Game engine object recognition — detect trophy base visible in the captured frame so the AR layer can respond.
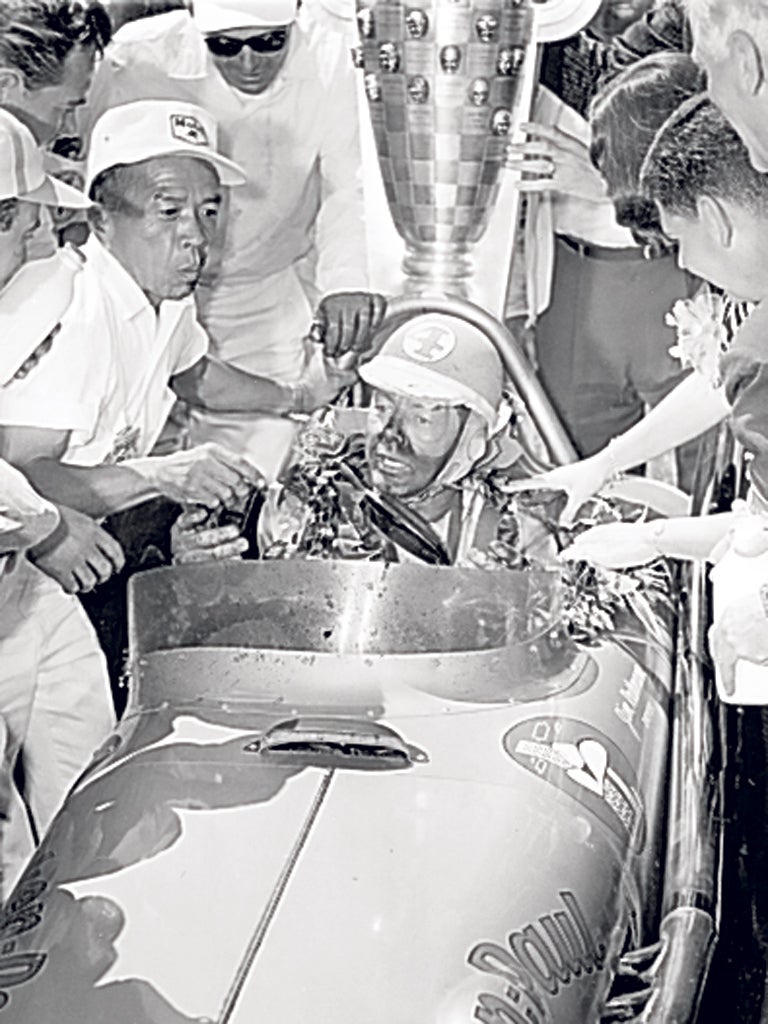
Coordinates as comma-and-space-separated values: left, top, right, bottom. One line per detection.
401, 242, 472, 299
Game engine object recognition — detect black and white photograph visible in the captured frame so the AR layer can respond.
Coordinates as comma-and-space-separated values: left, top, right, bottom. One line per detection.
0, 0, 767, 1020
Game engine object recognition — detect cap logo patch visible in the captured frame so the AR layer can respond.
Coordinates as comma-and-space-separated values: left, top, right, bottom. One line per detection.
170, 113, 210, 147
402, 324, 456, 363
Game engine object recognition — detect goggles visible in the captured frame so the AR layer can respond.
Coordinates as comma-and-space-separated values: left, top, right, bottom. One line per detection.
204, 29, 289, 58
368, 391, 464, 458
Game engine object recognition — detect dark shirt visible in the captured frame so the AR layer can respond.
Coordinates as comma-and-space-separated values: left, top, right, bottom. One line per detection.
540, 0, 690, 119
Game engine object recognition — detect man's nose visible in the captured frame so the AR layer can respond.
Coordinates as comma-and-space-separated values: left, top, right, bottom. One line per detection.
57, 108, 78, 137
380, 412, 408, 446
179, 209, 206, 250
238, 46, 263, 74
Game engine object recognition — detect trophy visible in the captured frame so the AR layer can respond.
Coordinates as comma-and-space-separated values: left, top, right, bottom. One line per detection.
357, 0, 534, 295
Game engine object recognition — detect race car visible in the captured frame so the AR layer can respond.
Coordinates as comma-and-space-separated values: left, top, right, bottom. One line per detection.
0, 542, 721, 1022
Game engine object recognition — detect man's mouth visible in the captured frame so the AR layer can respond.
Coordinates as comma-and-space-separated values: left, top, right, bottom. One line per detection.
371, 448, 413, 479
177, 265, 202, 283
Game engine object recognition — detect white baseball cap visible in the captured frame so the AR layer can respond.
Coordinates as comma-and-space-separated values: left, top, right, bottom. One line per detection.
0, 109, 90, 209
192, 0, 298, 32
86, 99, 247, 192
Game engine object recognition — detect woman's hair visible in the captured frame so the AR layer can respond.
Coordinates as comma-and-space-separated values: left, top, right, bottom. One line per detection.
588, 51, 705, 247
0, 1, 112, 90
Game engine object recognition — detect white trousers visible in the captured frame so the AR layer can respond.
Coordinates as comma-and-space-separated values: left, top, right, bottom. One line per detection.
0, 564, 114, 896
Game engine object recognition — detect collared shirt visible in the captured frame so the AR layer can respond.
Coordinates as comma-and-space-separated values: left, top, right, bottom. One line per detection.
0, 237, 208, 466
86, 11, 368, 297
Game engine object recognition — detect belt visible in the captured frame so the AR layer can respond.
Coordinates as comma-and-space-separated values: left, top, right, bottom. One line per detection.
557, 234, 649, 262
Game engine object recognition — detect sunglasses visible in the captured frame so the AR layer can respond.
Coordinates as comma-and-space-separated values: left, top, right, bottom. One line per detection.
205, 29, 288, 58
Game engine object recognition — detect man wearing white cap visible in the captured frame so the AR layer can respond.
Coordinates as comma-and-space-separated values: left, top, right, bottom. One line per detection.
0, 97, 352, 891
85, 0, 373, 479
0, 107, 127, 896
0, 98, 353, 524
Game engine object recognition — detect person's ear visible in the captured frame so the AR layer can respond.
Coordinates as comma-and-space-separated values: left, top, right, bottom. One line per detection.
698, 195, 733, 248
729, 30, 765, 96
0, 67, 23, 102
87, 204, 112, 243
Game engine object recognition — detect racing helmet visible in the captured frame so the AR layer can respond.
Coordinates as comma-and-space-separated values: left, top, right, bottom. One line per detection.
358, 314, 504, 434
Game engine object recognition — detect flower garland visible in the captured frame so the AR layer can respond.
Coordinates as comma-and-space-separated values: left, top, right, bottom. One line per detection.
470, 478, 674, 646
264, 411, 393, 561
269, 412, 674, 646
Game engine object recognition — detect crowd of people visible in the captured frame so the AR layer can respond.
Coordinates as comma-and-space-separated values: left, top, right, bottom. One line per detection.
1, 0, 768, 1012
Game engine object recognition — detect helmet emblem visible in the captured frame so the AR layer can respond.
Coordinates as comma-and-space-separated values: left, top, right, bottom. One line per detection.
402, 324, 456, 362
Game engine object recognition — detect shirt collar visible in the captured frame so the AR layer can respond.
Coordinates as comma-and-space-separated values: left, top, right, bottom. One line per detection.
83, 237, 153, 323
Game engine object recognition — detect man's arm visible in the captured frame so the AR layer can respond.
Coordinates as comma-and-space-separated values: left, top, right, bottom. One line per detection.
171, 355, 355, 416
0, 424, 261, 517
0, 425, 157, 517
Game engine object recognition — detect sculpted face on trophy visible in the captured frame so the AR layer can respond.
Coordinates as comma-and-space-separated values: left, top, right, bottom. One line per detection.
351, 45, 364, 68
364, 72, 382, 101
357, 6, 375, 38
496, 45, 524, 75
475, 14, 498, 42
378, 41, 401, 72
405, 9, 429, 39
440, 44, 462, 73
469, 77, 490, 106
491, 107, 512, 135
358, 0, 537, 290
407, 74, 430, 103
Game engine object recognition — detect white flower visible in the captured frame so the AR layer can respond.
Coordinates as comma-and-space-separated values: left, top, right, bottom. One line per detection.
665, 291, 728, 388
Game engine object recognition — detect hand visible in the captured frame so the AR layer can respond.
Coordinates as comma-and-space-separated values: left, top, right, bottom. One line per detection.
709, 589, 768, 692
27, 505, 125, 593
291, 359, 357, 414
560, 521, 659, 569
312, 291, 388, 360
505, 122, 608, 202
171, 507, 248, 565
522, 450, 614, 525
135, 444, 262, 510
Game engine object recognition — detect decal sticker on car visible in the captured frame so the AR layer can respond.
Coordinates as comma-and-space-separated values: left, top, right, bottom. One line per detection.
464, 889, 606, 1024
503, 718, 646, 853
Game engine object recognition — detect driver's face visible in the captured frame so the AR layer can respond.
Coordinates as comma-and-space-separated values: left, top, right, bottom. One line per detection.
365, 390, 466, 498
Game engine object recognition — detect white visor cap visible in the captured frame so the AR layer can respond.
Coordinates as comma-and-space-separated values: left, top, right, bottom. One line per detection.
86, 99, 246, 192
193, 0, 298, 32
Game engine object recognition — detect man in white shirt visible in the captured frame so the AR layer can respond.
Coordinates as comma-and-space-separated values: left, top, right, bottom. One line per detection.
0, 108, 126, 896
0, 98, 354, 518
85, 0, 373, 478
0, 97, 358, 890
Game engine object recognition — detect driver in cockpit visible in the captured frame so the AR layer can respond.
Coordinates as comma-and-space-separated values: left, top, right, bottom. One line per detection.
175, 312, 551, 568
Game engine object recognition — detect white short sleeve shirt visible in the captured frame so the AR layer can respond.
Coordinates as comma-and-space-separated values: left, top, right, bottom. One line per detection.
0, 237, 208, 466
